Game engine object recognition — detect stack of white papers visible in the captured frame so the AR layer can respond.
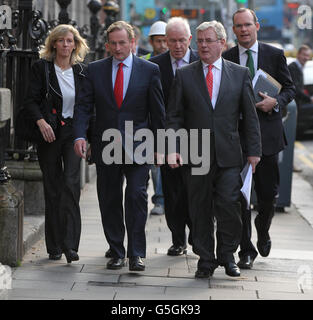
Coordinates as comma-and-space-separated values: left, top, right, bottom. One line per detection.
240, 163, 253, 209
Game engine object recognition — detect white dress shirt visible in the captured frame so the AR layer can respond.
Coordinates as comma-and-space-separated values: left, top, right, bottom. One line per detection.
54, 64, 75, 118
238, 41, 258, 75
202, 57, 222, 109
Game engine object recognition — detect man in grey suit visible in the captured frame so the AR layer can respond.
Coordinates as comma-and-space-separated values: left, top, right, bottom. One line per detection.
166, 21, 261, 278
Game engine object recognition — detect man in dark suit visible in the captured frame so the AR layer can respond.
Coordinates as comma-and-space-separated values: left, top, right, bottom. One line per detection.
288, 45, 313, 135
223, 8, 296, 269
166, 20, 261, 278
73, 21, 165, 271
150, 17, 199, 256
132, 25, 150, 57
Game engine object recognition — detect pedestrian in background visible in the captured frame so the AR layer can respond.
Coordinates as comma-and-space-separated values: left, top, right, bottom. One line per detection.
288, 45, 313, 106
142, 20, 168, 60
24, 24, 89, 263
142, 20, 168, 216
132, 25, 150, 57
223, 8, 296, 269
166, 20, 261, 278
288, 44, 312, 171
150, 17, 198, 257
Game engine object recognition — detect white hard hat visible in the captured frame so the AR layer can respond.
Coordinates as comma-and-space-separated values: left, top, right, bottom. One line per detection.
148, 21, 167, 37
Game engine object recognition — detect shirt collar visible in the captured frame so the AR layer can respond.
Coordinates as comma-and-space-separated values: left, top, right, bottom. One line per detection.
238, 40, 258, 56
295, 59, 303, 70
170, 48, 191, 65
112, 53, 133, 68
202, 57, 222, 71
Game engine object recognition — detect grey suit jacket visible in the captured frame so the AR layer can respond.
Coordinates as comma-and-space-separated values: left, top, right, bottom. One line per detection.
166, 58, 261, 168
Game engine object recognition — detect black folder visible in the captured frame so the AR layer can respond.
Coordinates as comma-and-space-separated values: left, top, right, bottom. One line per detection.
254, 74, 281, 103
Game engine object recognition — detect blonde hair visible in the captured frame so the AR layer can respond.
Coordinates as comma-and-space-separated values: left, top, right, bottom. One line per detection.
39, 24, 89, 64
106, 21, 135, 41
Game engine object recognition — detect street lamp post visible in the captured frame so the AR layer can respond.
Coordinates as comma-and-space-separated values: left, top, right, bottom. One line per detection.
87, 0, 102, 53
103, 0, 120, 29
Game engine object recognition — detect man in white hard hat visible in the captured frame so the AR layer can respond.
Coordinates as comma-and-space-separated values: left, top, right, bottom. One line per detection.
142, 21, 168, 60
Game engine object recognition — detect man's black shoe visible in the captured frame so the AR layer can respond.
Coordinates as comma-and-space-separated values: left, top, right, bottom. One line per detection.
255, 218, 272, 257
106, 258, 125, 270
49, 254, 62, 260
195, 267, 215, 278
167, 245, 187, 256
237, 255, 255, 269
105, 249, 113, 258
257, 239, 272, 257
129, 256, 145, 271
223, 262, 241, 277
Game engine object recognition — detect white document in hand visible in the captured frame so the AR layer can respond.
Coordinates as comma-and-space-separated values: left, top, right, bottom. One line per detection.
240, 163, 253, 209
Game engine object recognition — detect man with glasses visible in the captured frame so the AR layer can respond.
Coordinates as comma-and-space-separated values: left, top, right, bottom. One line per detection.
166, 21, 261, 278
150, 17, 198, 257
223, 8, 295, 270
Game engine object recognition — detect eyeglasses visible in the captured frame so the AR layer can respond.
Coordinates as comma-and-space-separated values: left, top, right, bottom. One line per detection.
196, 39, 220, 45
234, 23, 255, 29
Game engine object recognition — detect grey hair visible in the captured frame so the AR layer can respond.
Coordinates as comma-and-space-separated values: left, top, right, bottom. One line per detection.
166, 17, 191, 37
196, 21, 227, 41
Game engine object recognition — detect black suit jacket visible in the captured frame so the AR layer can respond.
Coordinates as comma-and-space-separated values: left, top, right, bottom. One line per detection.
222, 42, 295, 156
73, 54, 165, 164
137, 46, 150, 57
166, 59, 261, 168
25, 59, 86, 123
150, 49, 199, 109
288, 61, 311, 107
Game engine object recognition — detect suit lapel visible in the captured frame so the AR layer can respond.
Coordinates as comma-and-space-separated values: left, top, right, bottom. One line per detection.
49, 62, 62, 99
189, 49, 199, 63
257, 42, 266, 70
102, 57, 118, 110
122, 54, 139, 107
214, 58, 230, 109
164, 51, 174, 81
233, 46, 240, 64
192, 60, 213, 109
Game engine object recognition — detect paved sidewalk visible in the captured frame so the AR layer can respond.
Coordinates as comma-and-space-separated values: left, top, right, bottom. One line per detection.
6, 171, 313, 300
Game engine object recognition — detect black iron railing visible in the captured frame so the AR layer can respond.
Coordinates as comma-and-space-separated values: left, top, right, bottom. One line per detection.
0, 0, 119, 176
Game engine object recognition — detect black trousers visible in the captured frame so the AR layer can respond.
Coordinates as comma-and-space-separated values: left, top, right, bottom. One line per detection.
239, 153, 279, 258
37, 125, 81, 255
183, 163, 242, 270
96, 162, 150, 258
161, 165, 192, 247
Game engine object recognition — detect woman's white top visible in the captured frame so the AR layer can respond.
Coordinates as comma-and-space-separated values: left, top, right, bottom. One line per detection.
54, 64, 75, 118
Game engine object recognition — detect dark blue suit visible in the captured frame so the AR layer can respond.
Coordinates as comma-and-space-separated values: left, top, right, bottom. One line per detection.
74, 54, 165, 258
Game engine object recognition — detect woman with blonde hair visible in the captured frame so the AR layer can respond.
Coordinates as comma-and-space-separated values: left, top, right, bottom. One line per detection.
24, 24, 89, 263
